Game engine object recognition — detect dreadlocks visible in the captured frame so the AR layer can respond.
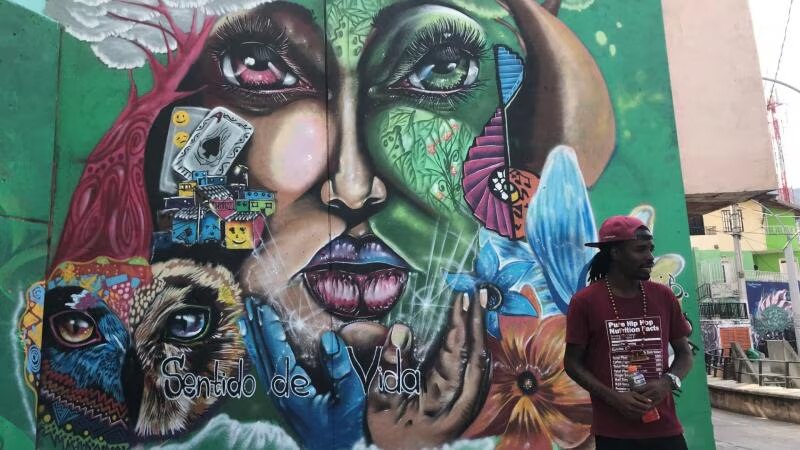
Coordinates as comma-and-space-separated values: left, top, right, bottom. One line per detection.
587, 244, 614, 283
587, 227, 653, 283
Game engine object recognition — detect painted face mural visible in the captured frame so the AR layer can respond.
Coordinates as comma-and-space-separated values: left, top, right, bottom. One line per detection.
15, 0, 701, 449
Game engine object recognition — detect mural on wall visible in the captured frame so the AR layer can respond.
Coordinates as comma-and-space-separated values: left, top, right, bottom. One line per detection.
701, 321, 721, 353
746, 281, 797, 352
0, 0, 712, 449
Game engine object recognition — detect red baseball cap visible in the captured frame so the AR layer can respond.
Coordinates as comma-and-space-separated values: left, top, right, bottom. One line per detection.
585, 215, 650, 247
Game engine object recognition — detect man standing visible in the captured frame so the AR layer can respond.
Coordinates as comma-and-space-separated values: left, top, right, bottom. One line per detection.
565, 216, 693, 450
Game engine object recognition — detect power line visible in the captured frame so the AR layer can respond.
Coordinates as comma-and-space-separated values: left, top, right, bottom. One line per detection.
769, 0, 795, 101
749, 199, 800, 219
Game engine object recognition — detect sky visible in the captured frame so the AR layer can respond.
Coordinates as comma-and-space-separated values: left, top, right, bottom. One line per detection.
750, 0, 800, 191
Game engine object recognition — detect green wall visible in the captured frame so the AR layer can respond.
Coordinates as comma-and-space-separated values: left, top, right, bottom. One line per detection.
0, 3, 57, 448
765, 207, 800, 252
753, 251, 800, 273
694, 249, 755, 275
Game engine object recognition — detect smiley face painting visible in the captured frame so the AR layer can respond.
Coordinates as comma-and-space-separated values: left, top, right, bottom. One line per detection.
224, 222, 253, 249
20, 0, 712, 449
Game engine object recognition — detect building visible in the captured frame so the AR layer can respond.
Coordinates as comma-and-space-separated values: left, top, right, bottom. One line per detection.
691, 196, 800, 352
663, 0, 777, 216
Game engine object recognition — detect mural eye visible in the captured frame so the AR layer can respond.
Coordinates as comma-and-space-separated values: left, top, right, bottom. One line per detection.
221, 42, 298, 89
165, 306, 211, 342
50, 311, 102, 348
405, 46, 479, 92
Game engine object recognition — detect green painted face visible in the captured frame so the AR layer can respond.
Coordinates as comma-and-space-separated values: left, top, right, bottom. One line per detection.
202, 0, 526, 342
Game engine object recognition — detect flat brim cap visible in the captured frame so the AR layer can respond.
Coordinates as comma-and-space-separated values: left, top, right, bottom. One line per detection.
585, 215, 648, 247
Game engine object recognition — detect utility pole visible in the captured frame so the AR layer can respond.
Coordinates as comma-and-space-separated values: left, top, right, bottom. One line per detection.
724, 205, 748, 304
783, 231, 800, 349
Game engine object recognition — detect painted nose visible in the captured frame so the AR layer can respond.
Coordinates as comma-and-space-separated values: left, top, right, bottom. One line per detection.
320, 73, 387, 224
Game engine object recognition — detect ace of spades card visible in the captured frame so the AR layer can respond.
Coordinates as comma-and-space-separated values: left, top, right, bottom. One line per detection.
172, 107, 254, 179
159, 106, 209, 194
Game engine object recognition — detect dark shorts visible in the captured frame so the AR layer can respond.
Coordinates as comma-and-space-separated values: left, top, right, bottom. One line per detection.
595, 434, 688, 450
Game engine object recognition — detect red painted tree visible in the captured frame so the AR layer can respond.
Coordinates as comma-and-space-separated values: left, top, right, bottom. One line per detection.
46, 1, 266, 269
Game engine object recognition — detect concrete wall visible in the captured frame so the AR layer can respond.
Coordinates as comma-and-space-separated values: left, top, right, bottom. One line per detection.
662, 0, 777, 213
709, 381, 800, 424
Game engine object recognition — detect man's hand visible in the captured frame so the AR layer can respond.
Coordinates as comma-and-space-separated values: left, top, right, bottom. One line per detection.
610, 390, 654, 421
634, 377, 673, 406
366, 291, 490, 450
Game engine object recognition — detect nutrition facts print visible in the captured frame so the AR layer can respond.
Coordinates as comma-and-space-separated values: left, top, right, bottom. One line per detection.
605, 317, 664, 391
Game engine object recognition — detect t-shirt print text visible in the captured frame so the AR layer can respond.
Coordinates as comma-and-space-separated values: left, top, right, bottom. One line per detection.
605, 316, 664, 391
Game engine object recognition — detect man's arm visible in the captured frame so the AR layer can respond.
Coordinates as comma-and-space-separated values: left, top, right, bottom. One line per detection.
564, 343, 652, 420
668, 335, 693, 380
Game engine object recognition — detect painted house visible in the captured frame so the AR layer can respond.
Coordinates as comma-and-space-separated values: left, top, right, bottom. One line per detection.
171, 207, 221, 245
244, 190, 273, 201
223, 212, 265, 250
197, 175, 226, 186
196, 185, 232, 202
177, 180, 197, 197
164, 196, 195, 209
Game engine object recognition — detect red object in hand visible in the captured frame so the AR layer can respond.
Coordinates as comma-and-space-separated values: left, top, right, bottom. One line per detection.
641, 406, 661, 423
627, 365, 661, 423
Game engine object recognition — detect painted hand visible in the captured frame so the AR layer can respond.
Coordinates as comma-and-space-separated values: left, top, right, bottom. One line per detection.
366, 290, 491, 450
240, 297, 365, 450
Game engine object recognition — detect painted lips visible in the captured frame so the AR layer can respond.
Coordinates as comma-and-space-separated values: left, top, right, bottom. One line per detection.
302, 236, 410, 319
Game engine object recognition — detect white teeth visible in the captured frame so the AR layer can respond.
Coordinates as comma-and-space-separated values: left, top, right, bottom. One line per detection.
363, 273, 401, 307
316, 274, 358, 309
307, 269, 408, 316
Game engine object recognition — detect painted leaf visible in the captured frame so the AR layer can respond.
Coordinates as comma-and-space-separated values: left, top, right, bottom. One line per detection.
526, 146, 597, 313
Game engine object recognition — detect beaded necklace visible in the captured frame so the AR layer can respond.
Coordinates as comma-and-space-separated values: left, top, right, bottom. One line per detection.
605, 278, 650, 363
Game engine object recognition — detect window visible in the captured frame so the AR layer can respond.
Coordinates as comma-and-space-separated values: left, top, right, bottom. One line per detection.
689, 214, 706, 235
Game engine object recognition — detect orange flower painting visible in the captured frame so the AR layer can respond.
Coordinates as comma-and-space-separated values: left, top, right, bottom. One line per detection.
464, 288, 592, 449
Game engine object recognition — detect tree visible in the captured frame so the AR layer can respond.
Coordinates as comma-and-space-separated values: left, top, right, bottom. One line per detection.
46, 0, 267, 268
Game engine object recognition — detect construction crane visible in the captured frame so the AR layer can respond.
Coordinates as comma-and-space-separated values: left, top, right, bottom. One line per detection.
767, 94, 793, 203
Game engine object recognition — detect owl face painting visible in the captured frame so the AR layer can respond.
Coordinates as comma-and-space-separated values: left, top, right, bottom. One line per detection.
38, 286, 133, 449
37, 260, 245, 448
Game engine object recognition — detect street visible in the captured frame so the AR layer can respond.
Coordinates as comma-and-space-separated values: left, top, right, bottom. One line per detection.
713, 408, 800, 450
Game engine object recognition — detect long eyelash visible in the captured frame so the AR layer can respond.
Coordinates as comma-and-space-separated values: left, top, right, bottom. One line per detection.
206, 14, 311, 86
390, 18, 488, 86
218, 84, 292, 105
207, 14, 290, 62
395, 80, 487, 111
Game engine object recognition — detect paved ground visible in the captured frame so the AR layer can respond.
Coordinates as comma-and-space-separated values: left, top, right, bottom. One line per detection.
713, 408, 800, 450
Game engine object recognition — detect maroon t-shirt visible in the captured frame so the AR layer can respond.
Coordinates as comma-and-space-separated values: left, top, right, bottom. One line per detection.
566, 280, 691, 439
